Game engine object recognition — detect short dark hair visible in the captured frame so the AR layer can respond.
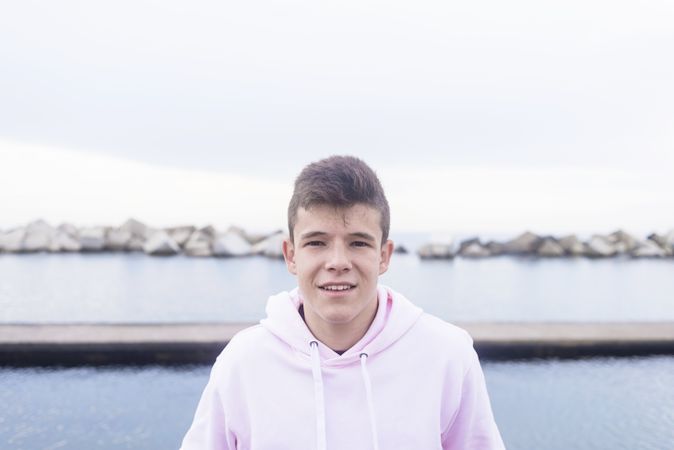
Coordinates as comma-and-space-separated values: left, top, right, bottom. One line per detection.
288, 155, 390, 244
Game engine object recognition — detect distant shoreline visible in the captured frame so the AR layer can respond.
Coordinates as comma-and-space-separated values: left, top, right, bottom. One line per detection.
1, 218, 673, 259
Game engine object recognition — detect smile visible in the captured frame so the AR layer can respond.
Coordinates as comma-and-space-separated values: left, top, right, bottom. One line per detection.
319, 284, 356, 291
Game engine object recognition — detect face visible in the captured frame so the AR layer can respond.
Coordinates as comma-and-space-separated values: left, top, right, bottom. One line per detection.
282, 203, 394, 331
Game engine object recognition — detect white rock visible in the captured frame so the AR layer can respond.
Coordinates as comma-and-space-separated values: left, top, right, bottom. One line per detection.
458, 237, 480, 253
58, 222, 79, 237
79, 227, 107, 251
665, 229, 674, 250
23, 220, 56, 252
537, 238, 565, 257
127, 236, 145, 252
0, 228, 26, 252
252, 232, 286, 258
143, 231, 180, 256
167, 226, 196, 247
586, 235, 617, 257
49, 230, 82, 252
184, 230, 213, 257
461, 242, 491, 258
212, 231, 252, 257
485, 241, 506, 256
23, 233, 51, 252
558, 235, 585, 256
200, 225, 217, 238
647, 233, 667, 249
417, 242, 455, 259
106, 229, 132, 251
26, 219, 54, 233
227, 225, 269, 245
120, 218, 150, 238
631, 240, 668, 258
607, 230, 639, 254
502, 231, 541, 254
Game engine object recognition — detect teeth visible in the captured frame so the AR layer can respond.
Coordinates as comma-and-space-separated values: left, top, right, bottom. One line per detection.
321, 285, 352, 291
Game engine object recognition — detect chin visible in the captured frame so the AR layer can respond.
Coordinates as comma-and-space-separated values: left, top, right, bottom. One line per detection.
323, 306, 353, 321
318, 306, 358, 324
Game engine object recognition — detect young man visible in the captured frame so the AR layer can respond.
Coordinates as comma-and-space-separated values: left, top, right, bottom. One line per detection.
181, 156, 505, 449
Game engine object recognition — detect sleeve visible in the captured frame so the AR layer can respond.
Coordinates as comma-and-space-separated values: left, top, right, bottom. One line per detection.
441, 346, 506, 450
180, 357, 238, 450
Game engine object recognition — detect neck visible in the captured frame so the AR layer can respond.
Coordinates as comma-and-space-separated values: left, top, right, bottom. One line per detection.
301, 298, 379, 353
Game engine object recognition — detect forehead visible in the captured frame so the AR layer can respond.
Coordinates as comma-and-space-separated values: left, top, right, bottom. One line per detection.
295, 204, 381, 234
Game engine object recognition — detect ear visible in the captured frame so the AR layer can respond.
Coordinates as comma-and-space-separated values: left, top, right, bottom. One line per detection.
379, 239, 394, 275
282, 238, 298, 275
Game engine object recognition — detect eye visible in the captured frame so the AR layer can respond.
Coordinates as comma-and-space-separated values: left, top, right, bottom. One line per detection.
305, 240, 325, 247
352, 241, 370, 248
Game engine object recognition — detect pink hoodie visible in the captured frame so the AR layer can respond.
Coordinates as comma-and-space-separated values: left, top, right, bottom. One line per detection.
180, 285, 505, 449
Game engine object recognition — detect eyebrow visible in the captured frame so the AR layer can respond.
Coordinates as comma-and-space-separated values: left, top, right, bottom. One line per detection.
299, 231, 328, 240
299, 231, 377, 242
350, 232, 376, 242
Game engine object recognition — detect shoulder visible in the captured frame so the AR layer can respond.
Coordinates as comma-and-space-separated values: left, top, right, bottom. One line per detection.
215, 324, 271, 361
382, 284, 476, 364
409, 313, 477, 364
383, 284, 471, 348
415, 313, 473, 343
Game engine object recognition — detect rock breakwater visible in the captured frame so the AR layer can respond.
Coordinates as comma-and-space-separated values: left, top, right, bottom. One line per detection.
418, 230, 674, 259
1, 220, 672, 260
0, 219, 284, 258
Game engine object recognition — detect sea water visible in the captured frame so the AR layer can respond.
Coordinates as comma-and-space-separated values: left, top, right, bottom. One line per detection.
1, 252, 673, 323
1, 244, 673, 449
1, 357, 673, 449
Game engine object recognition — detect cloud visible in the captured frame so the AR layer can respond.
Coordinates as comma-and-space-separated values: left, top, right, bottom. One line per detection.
0, 0, 672, 176
381, 165, 674, 234
2, 139, 672, 235
0, 139, 292, 232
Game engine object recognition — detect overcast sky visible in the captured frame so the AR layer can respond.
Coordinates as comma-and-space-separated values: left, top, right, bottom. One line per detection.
1, 0, 673, 234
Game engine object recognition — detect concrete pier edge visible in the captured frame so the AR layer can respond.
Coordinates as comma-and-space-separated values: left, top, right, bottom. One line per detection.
1, 322, 673, 366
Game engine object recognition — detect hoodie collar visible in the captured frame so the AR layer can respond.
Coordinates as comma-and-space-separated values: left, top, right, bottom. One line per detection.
260, 285, 423, 365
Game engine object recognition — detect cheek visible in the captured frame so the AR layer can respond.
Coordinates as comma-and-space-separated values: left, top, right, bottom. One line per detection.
296, 260, 318, 279
361, 256, 384, 276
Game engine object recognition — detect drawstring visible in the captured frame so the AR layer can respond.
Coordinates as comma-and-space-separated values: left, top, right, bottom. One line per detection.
308, 342, 380, 450
360, 352, 380, 450
310, 341, 327, 450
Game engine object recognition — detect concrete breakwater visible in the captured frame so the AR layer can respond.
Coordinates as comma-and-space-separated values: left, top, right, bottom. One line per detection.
1, 218, 673, 259
2, 322, 673, 365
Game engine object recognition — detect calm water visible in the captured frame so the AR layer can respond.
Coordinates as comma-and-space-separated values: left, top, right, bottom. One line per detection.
1, 244, 673, 449
1, 357, 673, 449
1, 252, 673, 323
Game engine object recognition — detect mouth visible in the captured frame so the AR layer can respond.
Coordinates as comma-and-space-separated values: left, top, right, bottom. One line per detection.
318, 283, 357, 292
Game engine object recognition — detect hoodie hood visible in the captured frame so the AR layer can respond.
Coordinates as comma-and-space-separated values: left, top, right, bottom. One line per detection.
260, 284, 423, 365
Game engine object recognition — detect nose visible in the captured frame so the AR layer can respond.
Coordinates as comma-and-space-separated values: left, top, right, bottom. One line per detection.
325, 243, 352, 272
